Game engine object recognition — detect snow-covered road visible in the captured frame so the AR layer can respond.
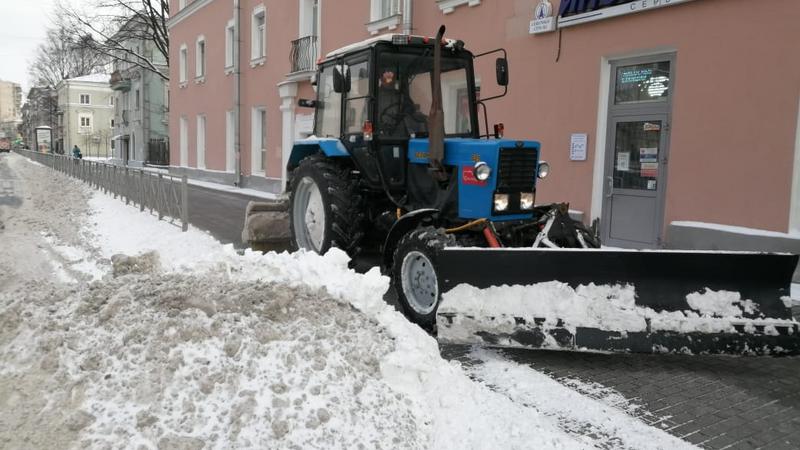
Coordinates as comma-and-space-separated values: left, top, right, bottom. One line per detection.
0, 152, 694, 449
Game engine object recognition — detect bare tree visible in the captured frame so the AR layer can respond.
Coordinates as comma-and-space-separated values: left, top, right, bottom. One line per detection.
57, 0, 170, 81
28, 16, 108, 88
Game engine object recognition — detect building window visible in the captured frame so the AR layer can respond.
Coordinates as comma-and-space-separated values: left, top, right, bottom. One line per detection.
368, 0, 402, 34
179, 44, 188, 84
196, 36, 206, 79
109, 96, 115, 106
197, 115, 206, 169
135, 89, 140, 110
252, 107, 267, 173
179, 116, 188, 166
80, 94, 90, 105
251, 6, 266, 63
372, 0, 400, 20
225, 20, 235, 70
110, 119, 115, 128
226, 110, 235, 172
300, 0, 319, 37
179, 0, 186, 10
164, 85, 170, 112
79, 115, 92, 131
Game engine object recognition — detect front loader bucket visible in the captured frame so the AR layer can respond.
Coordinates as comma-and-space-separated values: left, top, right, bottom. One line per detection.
435, 248, 800, 355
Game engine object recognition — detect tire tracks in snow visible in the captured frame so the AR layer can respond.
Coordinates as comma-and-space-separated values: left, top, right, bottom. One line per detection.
451, 347, 696, 450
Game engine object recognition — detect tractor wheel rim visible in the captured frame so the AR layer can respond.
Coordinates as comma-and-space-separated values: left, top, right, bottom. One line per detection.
401, 250, 438, 315
293, 176, 325, 252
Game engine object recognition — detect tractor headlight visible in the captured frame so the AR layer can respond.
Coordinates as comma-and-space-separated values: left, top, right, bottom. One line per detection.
473, 162, 491, 181
520, 192, 534, 210
537, 161, 550, 179
494, 193, 509, 211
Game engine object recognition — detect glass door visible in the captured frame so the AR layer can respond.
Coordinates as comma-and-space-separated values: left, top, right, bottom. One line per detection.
601, 54, 674, 248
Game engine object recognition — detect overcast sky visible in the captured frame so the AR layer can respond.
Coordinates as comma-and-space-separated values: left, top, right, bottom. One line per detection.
0, 0, 72, 93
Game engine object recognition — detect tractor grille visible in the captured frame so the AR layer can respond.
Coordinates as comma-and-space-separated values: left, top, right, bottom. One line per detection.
497, 147, 538, 192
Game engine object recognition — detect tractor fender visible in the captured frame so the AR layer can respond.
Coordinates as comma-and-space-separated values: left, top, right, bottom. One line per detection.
287, 138, 350, 171
382, 208, 440, 270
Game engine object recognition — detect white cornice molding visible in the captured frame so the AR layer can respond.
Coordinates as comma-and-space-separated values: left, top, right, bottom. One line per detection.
436, 0, 481, 14
167, 0, 214, 30
366, 14, 402, 35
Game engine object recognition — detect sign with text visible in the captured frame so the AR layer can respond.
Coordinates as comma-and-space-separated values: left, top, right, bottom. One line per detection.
295, 114, 314, 135
35, 128, 52, 153
559, 0, 698, 28
570, 133, 588, 161
461, 165, 488, 186
530, 0, 557, 34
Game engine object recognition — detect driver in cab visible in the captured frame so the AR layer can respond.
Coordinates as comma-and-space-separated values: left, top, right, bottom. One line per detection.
377, 69, 427, 138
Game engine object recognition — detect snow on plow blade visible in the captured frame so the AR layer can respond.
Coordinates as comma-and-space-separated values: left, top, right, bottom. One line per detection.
436, 249, 800, 356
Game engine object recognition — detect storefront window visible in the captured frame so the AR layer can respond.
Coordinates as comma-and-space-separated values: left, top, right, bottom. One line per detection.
614, 61, 670, 104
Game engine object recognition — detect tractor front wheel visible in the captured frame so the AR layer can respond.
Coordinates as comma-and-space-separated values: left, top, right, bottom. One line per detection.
288, 154, 364, 256
392, 226, 456, 330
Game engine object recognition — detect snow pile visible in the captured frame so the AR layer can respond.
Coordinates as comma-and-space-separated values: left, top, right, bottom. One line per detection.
438, 281, 798, 347
0, 273, 420, 449
685, 289, 756, 317
1, 153, 698, 449
73, 194, 583, 448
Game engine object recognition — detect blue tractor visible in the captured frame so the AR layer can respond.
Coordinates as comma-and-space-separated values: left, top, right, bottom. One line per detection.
288, 27, 596, 327
287, 27, 799, 354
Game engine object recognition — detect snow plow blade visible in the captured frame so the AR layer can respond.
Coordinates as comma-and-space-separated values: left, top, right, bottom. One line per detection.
435, 249, 800, 356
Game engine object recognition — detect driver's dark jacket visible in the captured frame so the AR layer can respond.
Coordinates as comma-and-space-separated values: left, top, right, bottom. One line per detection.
377, 84, 426, 137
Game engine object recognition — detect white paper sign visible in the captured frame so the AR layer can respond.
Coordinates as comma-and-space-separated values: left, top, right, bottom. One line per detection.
530, 17, 556, 34
295, 114, 314, 134
616, 152, 630, 171
570, 133, 587, 161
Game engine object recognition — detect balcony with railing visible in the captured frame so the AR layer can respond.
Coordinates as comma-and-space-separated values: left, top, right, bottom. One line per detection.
289, 35, 318, 75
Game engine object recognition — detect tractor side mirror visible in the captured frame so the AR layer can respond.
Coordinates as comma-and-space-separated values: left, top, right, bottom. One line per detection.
333, 65, 351, 93
496, 58, 509, 86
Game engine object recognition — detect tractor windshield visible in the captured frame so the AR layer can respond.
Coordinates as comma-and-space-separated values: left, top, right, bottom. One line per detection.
376, 50, 473, 138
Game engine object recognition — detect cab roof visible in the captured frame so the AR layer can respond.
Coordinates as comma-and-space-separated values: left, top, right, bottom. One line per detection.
324, 34, 463, 61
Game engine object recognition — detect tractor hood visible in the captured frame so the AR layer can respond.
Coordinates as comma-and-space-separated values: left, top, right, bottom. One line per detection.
408, 138, 543, 220
408, 138, 540, 166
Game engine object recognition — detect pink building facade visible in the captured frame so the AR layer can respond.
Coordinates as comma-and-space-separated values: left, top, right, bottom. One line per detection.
168, 0, 800, 248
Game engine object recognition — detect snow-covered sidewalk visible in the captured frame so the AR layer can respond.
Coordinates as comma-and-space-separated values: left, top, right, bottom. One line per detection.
0, 152, 694, 449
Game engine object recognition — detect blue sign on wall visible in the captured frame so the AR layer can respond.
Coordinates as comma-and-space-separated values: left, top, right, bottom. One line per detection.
559, 0, 637, 17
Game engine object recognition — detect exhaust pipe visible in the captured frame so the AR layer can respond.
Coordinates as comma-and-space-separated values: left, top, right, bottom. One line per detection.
427, 25, 447, 181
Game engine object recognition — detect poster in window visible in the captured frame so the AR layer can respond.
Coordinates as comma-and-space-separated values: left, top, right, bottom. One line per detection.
616, 152, 630, 171
639, 147, 658, 163
640, 162, 658, 178
35, 128, 52, 153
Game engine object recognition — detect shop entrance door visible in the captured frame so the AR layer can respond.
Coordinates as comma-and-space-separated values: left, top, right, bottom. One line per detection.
601, 55, 674, 248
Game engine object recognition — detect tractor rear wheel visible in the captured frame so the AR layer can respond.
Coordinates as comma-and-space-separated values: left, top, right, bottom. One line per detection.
392, 226, 456, 330
288, 154, 364, 256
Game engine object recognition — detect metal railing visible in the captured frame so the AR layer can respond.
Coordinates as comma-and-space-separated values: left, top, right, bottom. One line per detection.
290, 35, 318, 74
15, 149, 188, 231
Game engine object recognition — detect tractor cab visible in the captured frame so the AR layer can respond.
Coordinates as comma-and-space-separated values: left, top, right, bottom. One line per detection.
303, 34, 480, 193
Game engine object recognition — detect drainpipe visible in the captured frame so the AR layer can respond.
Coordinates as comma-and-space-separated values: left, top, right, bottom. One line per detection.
234, 0, 242, 186
402, 0, 413, 35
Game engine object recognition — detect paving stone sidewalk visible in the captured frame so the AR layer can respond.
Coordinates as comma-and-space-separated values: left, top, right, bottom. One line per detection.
445, 345, 800, 450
